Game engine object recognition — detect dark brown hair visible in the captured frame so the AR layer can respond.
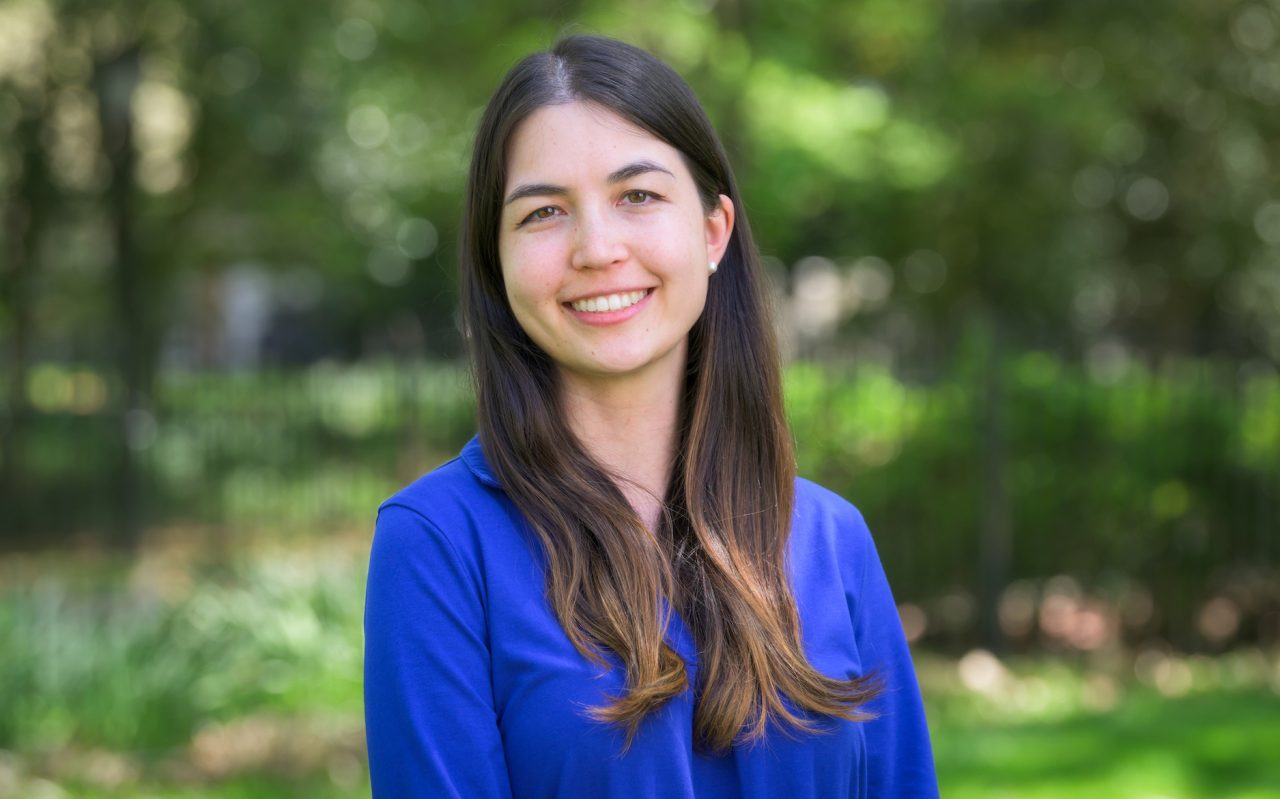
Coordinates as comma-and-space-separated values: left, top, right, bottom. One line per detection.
459, 34, 877, 752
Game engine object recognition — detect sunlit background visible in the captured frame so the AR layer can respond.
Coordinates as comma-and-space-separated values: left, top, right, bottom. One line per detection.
2, 0, 1279, 797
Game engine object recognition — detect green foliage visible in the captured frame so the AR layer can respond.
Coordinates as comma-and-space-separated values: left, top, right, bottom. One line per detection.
7, 353, 1276, 648
4, 361, 476, 535
786, 353, 1279, 638
2, 545, 1278, 798
5, 0, 1280, 368
0, 546, 365, 753
4, 3, 1279, 794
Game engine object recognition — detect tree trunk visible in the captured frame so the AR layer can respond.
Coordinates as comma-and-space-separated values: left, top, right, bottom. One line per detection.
0, 105, 52, 542
95, 44, 146, 552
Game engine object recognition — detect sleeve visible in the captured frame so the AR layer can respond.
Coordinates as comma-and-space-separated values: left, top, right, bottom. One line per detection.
363, 502, 514, 798
848, 510, 940, 799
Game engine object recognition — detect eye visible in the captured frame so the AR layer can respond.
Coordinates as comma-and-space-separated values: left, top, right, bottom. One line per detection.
621, 190, 657, 205
520, 206, 561, 225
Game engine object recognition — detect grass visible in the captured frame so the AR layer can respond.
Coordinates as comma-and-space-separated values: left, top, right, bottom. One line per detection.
54, 776, 367, 799
1, 538, 1278, 798
923, 656, 1280, 798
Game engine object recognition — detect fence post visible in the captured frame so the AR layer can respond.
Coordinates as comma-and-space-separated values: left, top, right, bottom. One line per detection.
977, 313, 1012, 654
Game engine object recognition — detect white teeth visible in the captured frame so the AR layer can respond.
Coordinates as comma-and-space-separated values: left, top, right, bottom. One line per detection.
570, 289, 647, 313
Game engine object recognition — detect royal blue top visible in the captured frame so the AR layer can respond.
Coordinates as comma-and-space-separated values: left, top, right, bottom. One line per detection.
363, 437, 938, 798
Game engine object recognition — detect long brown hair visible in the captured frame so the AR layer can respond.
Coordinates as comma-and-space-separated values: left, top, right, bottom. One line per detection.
459, 34, 877, 752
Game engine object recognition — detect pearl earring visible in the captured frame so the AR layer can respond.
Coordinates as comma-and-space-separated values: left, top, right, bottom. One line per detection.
708, 261, 718, 274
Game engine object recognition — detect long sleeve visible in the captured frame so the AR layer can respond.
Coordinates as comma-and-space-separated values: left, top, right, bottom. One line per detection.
848, 512, 940, 799
363, 502, 513, 798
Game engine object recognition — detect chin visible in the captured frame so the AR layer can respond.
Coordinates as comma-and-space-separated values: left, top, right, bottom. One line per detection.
554, 340, 686, 383
584, 359, 652, 377
564, 351, 665, 380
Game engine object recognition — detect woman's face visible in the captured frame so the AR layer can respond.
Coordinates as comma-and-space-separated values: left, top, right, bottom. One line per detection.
497, 101, 733, 390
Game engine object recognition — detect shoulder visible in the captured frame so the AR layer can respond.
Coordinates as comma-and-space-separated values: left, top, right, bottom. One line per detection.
373, 445, 516, 569
793, 477, 873, 549
380, 434, 506, 522
380, 454, 488, 516
790, 477, 879, 593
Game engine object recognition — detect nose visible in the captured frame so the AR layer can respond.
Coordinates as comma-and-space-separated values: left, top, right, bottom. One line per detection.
570, 208, 627, 270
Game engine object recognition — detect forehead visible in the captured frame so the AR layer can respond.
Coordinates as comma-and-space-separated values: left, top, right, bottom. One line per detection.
504, 101, 686, 186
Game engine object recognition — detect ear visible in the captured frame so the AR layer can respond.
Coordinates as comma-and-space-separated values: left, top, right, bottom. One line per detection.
705, 194, 735, 265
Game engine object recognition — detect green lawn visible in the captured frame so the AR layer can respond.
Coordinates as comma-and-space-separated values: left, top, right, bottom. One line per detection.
927, 663, 1280, 798
2, 542, 1277, 798
61, 778, 366, 799
23, 677, 1280, 799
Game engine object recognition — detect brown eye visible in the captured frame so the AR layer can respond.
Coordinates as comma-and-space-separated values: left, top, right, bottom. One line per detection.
622, 190, 652, 204
521, 206, 560, 225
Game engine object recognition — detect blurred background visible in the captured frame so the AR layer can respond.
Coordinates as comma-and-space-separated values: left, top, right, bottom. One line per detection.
2, 0, 1278, 796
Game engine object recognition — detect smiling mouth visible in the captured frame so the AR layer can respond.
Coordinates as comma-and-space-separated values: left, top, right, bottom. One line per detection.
564, 288, 652, 313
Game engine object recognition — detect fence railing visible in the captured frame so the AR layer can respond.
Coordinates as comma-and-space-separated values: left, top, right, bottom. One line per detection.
2, 354, 1277, 652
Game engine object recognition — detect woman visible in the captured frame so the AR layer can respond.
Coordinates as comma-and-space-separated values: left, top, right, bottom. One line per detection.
364, 35, 938, 798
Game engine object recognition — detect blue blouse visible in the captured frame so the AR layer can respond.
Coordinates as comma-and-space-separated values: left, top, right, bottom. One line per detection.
363, 437, 938, 798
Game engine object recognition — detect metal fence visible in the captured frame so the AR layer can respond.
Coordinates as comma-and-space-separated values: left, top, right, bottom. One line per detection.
2, 355, 1277, 652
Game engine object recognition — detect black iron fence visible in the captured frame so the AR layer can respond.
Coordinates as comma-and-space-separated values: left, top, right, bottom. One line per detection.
2, 354, 1277, 653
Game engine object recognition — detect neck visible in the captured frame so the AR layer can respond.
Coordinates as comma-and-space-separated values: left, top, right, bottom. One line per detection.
559, 362, 684, 532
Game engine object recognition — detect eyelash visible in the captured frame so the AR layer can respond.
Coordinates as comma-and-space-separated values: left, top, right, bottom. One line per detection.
517, 190, 662, 227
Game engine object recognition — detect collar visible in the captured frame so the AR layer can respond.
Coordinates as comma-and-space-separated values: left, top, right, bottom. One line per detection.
460, 435, 502, 489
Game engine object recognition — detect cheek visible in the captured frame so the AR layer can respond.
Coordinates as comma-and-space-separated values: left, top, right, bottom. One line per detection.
500, 240, 564, 308
632, 217, 707, 278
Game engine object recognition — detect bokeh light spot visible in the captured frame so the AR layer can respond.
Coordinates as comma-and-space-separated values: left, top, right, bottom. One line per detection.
367, 248, 412, 287
903, 249, 946, 293
346, 105, 389, 149
395, 218, 438, 260
1150, 480, 1191, 521
335, 18, 377, 61
1072, 165, 1115, 209
898, 603, 927, 643
1253, 200, 1280, 244
1198, 597, 1242, 644
1232, 5, 1277, 52
1124, 176, 1170, 221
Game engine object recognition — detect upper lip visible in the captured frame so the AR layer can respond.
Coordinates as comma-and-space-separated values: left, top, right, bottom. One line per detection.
562, 287, 655, 304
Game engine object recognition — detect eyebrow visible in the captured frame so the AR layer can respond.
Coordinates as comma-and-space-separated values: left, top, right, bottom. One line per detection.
502, 159, 676, 206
